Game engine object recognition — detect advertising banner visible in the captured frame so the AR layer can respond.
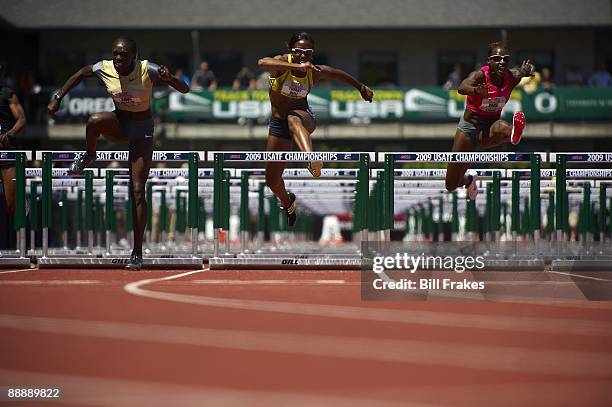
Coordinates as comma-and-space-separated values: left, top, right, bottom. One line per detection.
56, 88, 612, 123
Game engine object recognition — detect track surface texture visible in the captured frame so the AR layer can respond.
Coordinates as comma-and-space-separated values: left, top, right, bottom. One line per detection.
1, 267, 612, 406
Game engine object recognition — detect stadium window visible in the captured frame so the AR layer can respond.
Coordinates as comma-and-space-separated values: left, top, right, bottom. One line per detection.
437, 51, 476, 87
359, 51, 398, 87
150, 52, 190, 77
314, 53, 328, 66
46, 51, 85, 87
202, 52, 242, 88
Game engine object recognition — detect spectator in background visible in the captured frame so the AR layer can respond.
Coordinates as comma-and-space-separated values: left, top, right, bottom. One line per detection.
540, 67, 556, 90
175, 68, 190, 87
443, 64, 462, 90
516, 68, 541, 94
588, 64, 612, 87
232, 66, 255, 90
190, 61, 217, 91
564, 65, 584, 86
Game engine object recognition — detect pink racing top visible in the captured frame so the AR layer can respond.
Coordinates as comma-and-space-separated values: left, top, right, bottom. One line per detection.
466, 65, 513, 117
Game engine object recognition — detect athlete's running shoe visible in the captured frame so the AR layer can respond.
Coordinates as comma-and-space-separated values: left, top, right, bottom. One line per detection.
510, 111, 526, 145
466, 169, 478, 200
125, 253, 143, 270
68, 152, 96, 175
282, 193, 297, 227
307, 161, 323, 178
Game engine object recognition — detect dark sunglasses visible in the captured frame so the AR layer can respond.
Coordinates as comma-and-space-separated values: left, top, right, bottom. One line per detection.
291, 48, 314, 57
489, 54, 510, 62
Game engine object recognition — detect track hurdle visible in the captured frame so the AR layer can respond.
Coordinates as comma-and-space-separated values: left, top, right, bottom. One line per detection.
0, 151, 32, 267
549, 153, 612, 270
35, 150, 205, 269
101, 167, 218, 256
376, 152, 548, 270
378, 152, 544, 235
207, 151, 373, 269
25, 166, 96, 257
235, 168, 354, 250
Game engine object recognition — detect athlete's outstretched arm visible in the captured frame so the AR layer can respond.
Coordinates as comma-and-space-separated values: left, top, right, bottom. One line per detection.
258, 55, 321, 77
48, 65, 95, 115
509, 59, 536, 86
458, 70, 488, 96
315, 65, 373, 102
157, 65, 189, 93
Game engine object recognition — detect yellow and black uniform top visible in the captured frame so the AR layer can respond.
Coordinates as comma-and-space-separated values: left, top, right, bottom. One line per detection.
268, 54, 313, 99
92, 60, 161, 112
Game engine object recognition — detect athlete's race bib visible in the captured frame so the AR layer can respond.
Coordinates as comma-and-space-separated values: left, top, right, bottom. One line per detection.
281, 80, 309, 99
479, 96, 506, 113
111, 92, 143, 107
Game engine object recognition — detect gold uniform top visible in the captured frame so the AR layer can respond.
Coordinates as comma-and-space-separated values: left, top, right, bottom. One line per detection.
92, 59, 161, 112
268, 54, 313, 99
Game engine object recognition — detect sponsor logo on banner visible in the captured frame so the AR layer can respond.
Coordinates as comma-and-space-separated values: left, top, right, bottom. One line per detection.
534, 92, 557, 114
169, 91, 213, 112
405, 89, 447, 113
56, 89, 115, 119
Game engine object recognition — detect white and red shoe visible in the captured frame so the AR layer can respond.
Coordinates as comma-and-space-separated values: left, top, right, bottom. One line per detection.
510, 111, 525, 145
466, 169, 478, 200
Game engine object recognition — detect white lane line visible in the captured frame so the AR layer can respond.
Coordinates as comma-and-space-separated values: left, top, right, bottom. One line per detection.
0, 280, 101, 286
0, 368, 415, 407
1, 313, 611, 378
547, 270, 612, 282
124, 269, 612, 337
506, 300, 612, 310
191, 279, 349, 286
0, 268, 33, 275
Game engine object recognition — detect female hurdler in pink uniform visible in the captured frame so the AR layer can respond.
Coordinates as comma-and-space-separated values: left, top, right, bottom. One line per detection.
445, 41, 534, 199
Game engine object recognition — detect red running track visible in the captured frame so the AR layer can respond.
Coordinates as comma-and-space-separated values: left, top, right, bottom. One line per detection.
1, 267, 612, 406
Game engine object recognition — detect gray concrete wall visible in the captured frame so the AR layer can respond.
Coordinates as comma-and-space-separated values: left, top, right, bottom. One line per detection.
37, 28, 601, 86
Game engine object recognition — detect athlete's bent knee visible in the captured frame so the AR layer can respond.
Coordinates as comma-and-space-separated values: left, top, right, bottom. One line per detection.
87, 113, 106, 129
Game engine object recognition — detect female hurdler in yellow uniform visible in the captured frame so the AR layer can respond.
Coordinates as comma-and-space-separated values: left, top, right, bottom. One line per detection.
258, 31, 373, 226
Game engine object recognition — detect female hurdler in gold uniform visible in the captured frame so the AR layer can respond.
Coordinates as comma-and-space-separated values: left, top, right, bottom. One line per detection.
258, 31, 373, 226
